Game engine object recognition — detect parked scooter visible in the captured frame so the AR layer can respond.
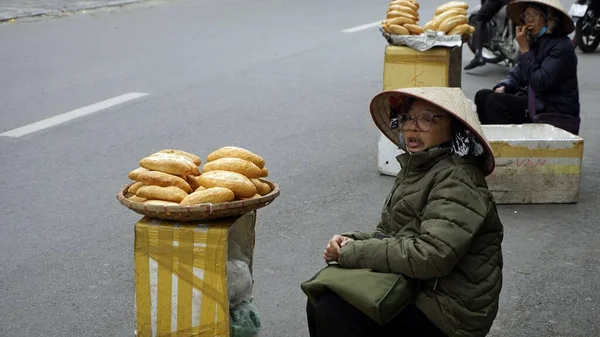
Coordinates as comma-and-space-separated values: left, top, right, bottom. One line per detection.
467, 3, 521, 67
569, 0, 600, 52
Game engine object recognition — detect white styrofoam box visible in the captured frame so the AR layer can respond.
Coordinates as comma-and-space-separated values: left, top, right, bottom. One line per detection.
376, 123, 584, 204
378, 132, 403, 176
483, 124, 584, 204
483, 123, 582, 141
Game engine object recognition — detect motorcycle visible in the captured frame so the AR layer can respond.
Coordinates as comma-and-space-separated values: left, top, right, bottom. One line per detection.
569, 0, 600, 52
467, 4, 521, 67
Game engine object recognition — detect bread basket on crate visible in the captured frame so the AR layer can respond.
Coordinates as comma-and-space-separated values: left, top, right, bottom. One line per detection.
117, 178, 280, 222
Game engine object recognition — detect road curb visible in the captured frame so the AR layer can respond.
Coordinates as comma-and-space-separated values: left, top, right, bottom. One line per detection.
0, 0, 144, 22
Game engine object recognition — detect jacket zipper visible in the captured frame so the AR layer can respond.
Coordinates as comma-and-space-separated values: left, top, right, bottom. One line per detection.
392, 154, 440, 291
385, 155, 412, 208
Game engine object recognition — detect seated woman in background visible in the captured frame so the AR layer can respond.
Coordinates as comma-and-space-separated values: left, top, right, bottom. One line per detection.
474, 0, 581, 135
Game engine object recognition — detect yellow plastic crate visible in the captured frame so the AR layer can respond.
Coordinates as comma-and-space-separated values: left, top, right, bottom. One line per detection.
134, 212, 257, 337
383, 45, 462, 91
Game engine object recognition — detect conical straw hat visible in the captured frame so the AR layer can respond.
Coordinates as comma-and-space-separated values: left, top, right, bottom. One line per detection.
507, 0, 575, 34
369, 87, 495, 176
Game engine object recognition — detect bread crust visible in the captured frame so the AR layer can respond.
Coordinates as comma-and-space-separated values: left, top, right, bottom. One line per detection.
198, 170, 257, 199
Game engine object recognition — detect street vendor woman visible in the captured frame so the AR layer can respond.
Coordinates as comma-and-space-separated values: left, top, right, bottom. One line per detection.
303, 87, 504, 337
474, 0, 581, 135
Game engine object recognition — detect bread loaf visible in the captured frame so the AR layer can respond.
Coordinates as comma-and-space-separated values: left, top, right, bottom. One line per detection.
388, 5, 417, 18
389, 24, 410, 35
157, 149, 202, 166
388, 5, 417, 17
202, 157, 262, 179
136, 185, 189, 203
128, 167, 149, 180
390, 0, 418, 11
423, 20, 434, 30
431, 9, 465, 30
386, 16, 415, 26
206, 146, 265, 169
438, 15, 468, 33
251, 179, 271, 196
404, 23, 425, 35
388, 10, 417, 21
143, 200, 180, 206
139, 153, 196, 176
259, 167, 269, 177
128, 195, 147, 203
180, 187, 235, 206
134, 170, 193, 193
129, 182, 144, 194
448, 23, 471, 35
434, 1, 468, 16
198, 170, 257, 199
387, 10, 416, 20
186, 175, 202, 191
240, 194, 262, 200
172, 153, 201, 175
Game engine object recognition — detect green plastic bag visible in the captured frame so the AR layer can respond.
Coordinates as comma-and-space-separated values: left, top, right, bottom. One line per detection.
229, 301, 261, 337
301, 264, 419, 325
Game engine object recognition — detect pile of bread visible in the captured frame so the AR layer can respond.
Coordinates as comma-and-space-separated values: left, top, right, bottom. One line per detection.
423, 1, 474, 35
381, 0, 474, 37
126, 147, 272, 206
381, 0, 423, 36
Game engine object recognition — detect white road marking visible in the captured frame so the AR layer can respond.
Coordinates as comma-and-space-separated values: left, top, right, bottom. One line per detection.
1, 92, 148, 138
341, 20, 381, 33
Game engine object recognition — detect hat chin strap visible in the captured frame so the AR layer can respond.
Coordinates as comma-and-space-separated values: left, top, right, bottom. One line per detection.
398, 130, 413, 155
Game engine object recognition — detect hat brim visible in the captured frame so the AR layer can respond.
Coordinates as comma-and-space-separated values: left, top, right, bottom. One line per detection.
369, 90, 496, 176
507, 0, 575, 35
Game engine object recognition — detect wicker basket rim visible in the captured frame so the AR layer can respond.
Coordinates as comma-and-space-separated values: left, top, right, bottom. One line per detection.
116, 178, 280, 214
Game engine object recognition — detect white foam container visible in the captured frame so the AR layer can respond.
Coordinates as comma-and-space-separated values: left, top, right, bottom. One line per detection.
377, 124, 584, 204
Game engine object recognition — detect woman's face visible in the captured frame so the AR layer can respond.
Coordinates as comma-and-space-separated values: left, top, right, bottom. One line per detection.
401, 99, 454, 153
522, 6, 547, 35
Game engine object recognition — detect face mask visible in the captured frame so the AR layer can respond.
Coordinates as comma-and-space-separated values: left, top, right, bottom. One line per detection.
533, 25, 548, 38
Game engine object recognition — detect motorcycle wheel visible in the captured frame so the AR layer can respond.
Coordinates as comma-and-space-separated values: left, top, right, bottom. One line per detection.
575, 13, 600, 53
466, 15, 505, 64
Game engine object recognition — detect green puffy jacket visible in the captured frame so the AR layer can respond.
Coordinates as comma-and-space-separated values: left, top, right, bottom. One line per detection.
339, 147, 503, 337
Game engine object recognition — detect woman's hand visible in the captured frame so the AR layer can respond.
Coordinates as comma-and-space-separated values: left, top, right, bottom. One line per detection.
323, 235, 354, 262
516, 25, 531, 53
494, 86, 505, 93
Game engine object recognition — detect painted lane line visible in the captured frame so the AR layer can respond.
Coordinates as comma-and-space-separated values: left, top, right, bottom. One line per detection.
1, 92, 148, 138
341, 20, 381, 33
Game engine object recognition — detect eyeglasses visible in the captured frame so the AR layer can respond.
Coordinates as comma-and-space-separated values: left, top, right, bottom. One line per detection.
399, 112, 450, 132
521, 10, 541, 22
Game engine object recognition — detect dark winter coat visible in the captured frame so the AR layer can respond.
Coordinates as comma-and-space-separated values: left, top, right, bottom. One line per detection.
339, 148, 504, 337
495, 33, 581, 134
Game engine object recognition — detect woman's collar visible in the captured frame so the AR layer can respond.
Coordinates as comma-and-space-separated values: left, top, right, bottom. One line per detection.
396, 146, 452, 171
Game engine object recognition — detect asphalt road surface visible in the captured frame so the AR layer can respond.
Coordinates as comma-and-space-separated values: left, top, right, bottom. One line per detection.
0, 0, 142, 21
1, 0, 599, 336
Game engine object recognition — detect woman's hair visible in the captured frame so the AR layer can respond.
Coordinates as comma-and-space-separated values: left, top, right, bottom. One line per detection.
405, 96, 415, 112
545, 7, 566, 36
451, 117, 465, 135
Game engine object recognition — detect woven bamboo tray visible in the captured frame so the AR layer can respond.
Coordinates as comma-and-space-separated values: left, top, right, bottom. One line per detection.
117, 178, 280, 222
